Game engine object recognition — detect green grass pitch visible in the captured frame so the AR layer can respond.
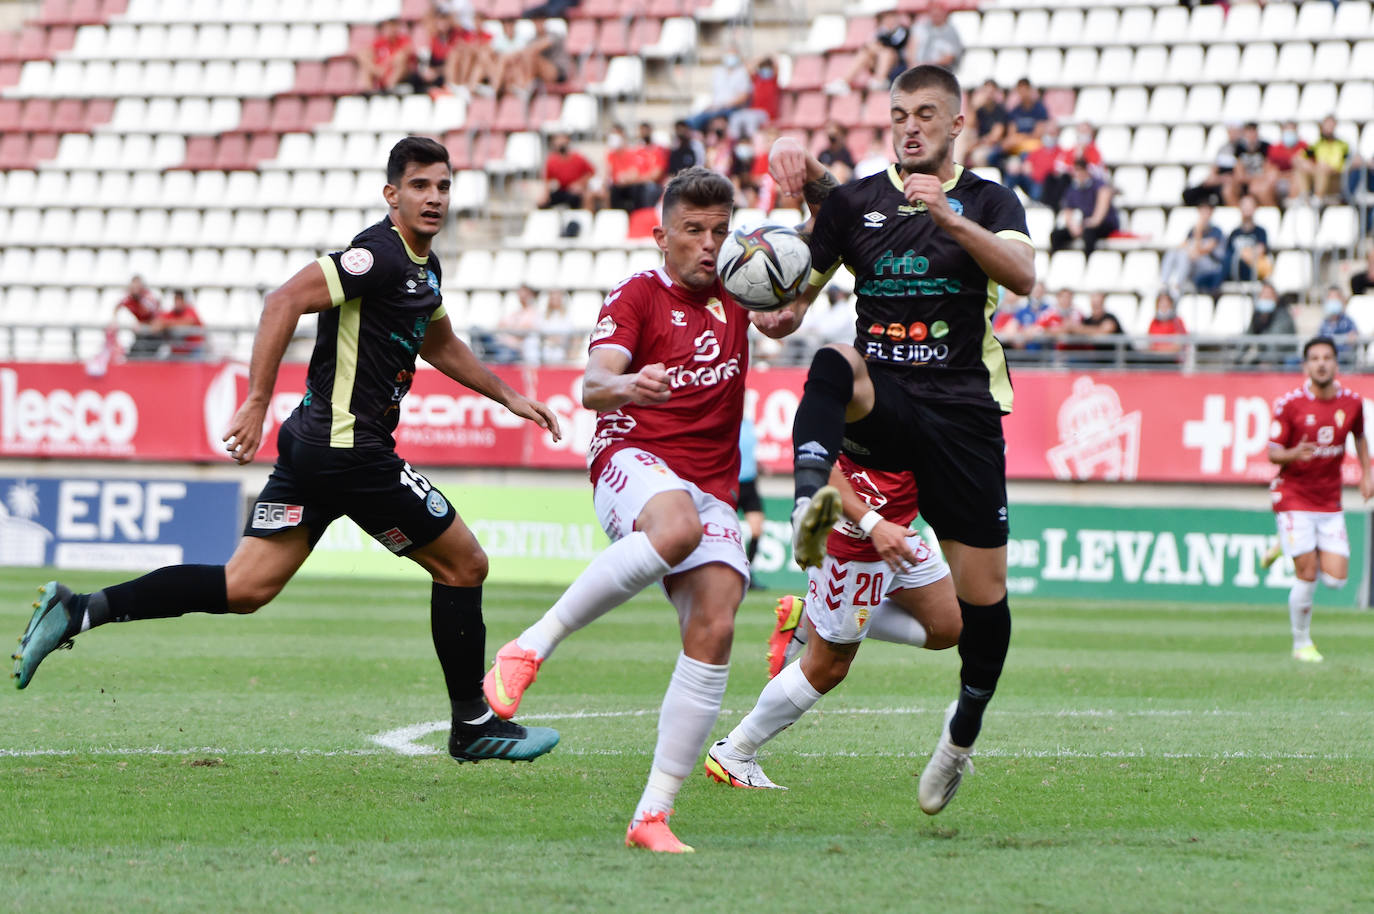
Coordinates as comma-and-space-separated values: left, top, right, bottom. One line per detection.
2, 568, 1372, 913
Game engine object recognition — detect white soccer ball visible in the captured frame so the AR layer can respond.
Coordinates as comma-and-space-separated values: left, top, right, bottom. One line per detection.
717, 223, 812, 312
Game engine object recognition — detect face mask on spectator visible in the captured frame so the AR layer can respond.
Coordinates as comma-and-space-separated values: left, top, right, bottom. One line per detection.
723, 54, 740, 68
607, 134, 624, 149
1324, 297, 1344, 316
758, 66, 774, 79
1255, 296, 1276, 314
1282, 130, 1298, 146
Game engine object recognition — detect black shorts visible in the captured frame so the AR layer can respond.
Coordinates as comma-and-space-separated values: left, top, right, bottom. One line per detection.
244, 423, 456, 555
841, 367, 1009, 548
737, 478, 762, 514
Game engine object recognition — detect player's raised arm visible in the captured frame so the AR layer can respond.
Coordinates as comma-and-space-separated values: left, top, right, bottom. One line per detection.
223, 260, 335, 465
581, 347, 670, 410
419, 313, 561, 442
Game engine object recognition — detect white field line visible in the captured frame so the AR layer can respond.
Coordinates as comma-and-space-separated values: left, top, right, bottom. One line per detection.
2, 705, 1368, 760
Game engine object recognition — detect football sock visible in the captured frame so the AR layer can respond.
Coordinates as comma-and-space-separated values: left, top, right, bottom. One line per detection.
792, 347, 853, 501
746, 533, 760, 565
517, 530, 670, 660
1319, 572, 1345, 590
430, 582, 488, 715
727, 660, 822, 758
866, 598, 928, 647
949, 594, 1011, 748
91, 565, 229, 629
1289, 578, 1316, 648
633, 652, 729, 822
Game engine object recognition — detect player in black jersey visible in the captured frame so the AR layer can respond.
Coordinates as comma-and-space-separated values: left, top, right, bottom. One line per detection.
13, 137, 564, 765
754, 65, 1035, 814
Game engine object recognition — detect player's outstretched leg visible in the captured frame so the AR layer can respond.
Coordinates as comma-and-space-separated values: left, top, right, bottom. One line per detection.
1288, 578, 1322, 662
918, 699, 975, 815
448, 712, 560, 763
12, 582, 79, 689
484, 639, 543, 719
705, 739, 788, 790
790, 347, 853, 567
791, 486, 841, 570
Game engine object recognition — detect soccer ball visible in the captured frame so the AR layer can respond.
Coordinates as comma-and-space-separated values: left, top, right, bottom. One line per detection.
717, 223, 812, 312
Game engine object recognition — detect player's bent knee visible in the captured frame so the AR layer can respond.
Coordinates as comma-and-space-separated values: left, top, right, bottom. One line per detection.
648, 517, 703, 566
1320, 572, 1346, 589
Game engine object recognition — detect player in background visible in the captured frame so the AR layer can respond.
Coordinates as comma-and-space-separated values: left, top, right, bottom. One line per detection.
738, 416, 767, 589
13, 137, 563, 765
706, 455, 960, 790
1265, 336, 1373, 662
754, 64, 1035, 814
482, 167, 753, 853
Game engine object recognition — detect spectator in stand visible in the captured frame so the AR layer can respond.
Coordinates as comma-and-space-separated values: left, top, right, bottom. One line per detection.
1221, 194, 1271, 283
527, 289, 576, 364
1049, 158, 1118, 255
1147, 291, 1188, 357
478, 19, 531, 98
1223, 122, 1270, 206
999, 78, 1051, 198
816, 121, 856, 185
703, 116, 734, 175
111, 274, 163, 358
494, 283, 541, 361
909, 1, 963, 72
1182, 123, 1241, 207
729, 56, 781, 138
444, 4, 496, 96
636, 122, 668, 199
1240, 282, 1296, 368
1317, 285, 1359, 364
1039, 122, 1104, 212
1080, 291, 1124, 355
686, 46, 753, 131
416, 10, 460, 93
1249, 120, 1307, 206
1009, 281, 1054, 351
667, 119, 705, 177
827, 11, 911, 94
1350, 246, 1374, 297
1295, 115, 1350, 203
1036, 288, 1085, 349
538, 132, 595, 208
357, 18, 418, 94
991, 290, 1027, 346
503, 17, 571, 95
959, 79, 1007, 169
1160, 202, 1226, 296
154, 290, 205, 359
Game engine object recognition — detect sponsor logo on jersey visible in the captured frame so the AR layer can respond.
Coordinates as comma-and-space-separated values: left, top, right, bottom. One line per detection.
252, 502, 303, 530
1305, 414, 1315, 424
406, 279, 419, 294
426, 489, 448, 517
693, 330, 721, 362
666, 357, 741, 390
862, 210, 887, 228
862, 341, 951, 364
591, 315, 617, 342
373, 527, 413, 552
886, 322, 907, 342
671, 309, 687, 326
340, 248, 373, 275
908, 322, 928, 341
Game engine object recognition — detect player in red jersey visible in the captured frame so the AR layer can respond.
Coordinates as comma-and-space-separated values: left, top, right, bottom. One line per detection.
483, 168, 754, 853
1266, 336, 1373, 662
704, 454, 961, 790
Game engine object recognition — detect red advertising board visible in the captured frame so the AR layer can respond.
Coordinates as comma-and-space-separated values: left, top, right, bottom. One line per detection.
1, 362, 1368, 486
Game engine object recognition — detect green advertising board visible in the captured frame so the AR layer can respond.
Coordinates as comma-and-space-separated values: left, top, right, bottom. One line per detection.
300, 487, 1369, 607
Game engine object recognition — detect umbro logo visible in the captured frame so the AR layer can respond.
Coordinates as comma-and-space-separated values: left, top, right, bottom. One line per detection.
863, 210, 887, 228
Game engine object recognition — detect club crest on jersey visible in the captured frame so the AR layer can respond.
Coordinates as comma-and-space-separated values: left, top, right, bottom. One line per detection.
863, 210, 887, 228
693, 329, 721, 361
591, 315, 616, 341
947, 198, 964, 215
1336, 409, 1346, 426
426, 490, 448, 517
671, 309, 687, 326
426, 269, 440, 293
706, 298, 727, 323
340, 248, 373, 275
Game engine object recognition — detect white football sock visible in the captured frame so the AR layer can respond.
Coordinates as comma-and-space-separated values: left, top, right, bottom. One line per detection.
727, 661, 823, 758
632, 652, 729, 823
866, 597, 927, 647
1319, 572, 1346, 590
516, 530, 670, 660
1289, 578, 1316, 648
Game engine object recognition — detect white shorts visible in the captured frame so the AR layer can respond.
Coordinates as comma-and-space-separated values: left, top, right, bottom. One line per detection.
1275, 511, 1349, 559
804, 539, 950, 645
593, 447, 750, 584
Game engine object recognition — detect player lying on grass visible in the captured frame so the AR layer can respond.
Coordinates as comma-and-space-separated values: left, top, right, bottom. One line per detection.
706, 455, 964, 801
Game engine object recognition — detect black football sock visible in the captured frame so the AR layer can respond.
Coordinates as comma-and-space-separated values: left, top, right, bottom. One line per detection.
431, 582, 489, 722
94, 565, 230, 628
949, 594, 1011, 748
792, 347, 853, 501
746, 534, 760, 565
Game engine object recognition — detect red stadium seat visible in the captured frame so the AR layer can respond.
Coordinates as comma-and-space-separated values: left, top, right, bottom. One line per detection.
579, 54, 606, 86
647, 0, 687, 16
294, 61, 326, 95
0, 99, 20, 130
598, 19, 629, 57
50, 97, 85, 132
0, 62, 22, 87
16, 27, 48, 60
627, 18, 661, 50
487, 0, 524, 18
578, 0, 621, 19
302, 96, 334, 129
471, 130, 507, 169
776, 92, 796, 127
444, 131, 472, 169
788, 91, 828, 131
35, 0, 69, 25
895, 0, 929, 11
181, 135, 217, 170
466, 94, 497, 128
493, 94, 530, 133
100, 0, 128, 15
238, 97, 271, 132
861, 90, 890, 128
348, 25, 376, 58
566, 18, 597, 57
529, 93, 562, 130
46, 25, 76, 54
822, 53, 856, 86
828, 92, 862, 129
66, 0, 102, 24
0, 132, 30, 168
0, 31, 17, 61
268, 96, 307, 133
85, 97, 113, 126
214, 133, 249, 170
28, 132, 57, 163
401, 0, 429, 21
322, 58, 358, 95
839, 17, 875, 52
246, 133, 280, 167
786, 55, 824, 92
20, 98, 54, 132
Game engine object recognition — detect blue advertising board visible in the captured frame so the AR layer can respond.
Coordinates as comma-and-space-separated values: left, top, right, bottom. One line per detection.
0, 477, 240, 570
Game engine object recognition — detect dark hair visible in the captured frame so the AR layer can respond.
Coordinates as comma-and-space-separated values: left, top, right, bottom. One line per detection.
386, 136, 451, 185
1304, 335, 1337, 358
660, 166, 735, 220
892, 65, 962, 107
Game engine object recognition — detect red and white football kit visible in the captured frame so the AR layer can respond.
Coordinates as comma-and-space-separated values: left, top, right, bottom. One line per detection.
1268, 382, 1364, 558
805, 454, 950, 645
587, 268, 752, 581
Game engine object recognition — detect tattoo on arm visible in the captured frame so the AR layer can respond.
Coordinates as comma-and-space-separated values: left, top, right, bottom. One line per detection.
802, 172, 839, 208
